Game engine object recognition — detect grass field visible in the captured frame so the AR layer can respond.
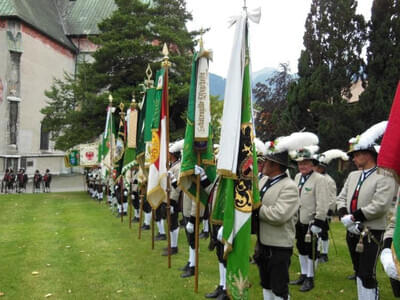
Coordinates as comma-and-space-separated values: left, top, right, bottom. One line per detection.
0, 192, 394, 299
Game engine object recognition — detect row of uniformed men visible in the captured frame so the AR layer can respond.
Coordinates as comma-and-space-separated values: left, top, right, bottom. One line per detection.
87, 120, 398, 300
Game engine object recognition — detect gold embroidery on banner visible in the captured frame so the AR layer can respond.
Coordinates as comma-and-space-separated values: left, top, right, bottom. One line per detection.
149, 131, 160, 164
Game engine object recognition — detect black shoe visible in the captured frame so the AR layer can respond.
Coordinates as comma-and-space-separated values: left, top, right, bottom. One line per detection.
180, 266, 195, 278
179, 262, 190, 272
205, 285, 223, 298
155, 233, 167, 241
162, 247, 178, 256
132, 217, 139, 223
141, 224, 150, 230
289, 274, 306, 285
216, 290, 229, 300
319, 254, 328, 263
347, 273, 356, 280
299, 277, 314, 292
199, 230, 209, 239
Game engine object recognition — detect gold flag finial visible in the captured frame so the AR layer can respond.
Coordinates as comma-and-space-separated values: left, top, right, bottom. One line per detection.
131, 93, 137, 109
144, 64, 154, 88
161, 43, 171, 68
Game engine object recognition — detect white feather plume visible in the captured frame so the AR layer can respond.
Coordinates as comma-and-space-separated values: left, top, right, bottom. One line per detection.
275, 132, 319, 153
320, 149, 348, 165
169, 139, 184, 153
351, 121, 388, 150
304, 145, 319, 155
254, 138, 266, 156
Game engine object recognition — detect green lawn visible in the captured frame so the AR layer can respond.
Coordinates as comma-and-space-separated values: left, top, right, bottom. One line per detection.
0, 192, 394, 299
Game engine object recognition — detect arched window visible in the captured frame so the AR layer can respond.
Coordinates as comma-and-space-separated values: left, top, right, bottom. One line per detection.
40, 123, 49, 150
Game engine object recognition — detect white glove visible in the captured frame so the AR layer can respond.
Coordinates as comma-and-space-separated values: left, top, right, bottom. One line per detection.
186, 222, 194, 234
380, 248, 399, 279
310, 225, 322, 235
168, 171, 176, 183
217, 226, 224, 242
194, 165, 206, 179
341, 214, 354, 227
347, 223, 361, 235
170, 206, 174, 214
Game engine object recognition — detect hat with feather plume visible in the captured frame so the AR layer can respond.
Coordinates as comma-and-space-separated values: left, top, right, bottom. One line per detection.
317, 149, 349, 168
348, 121, 388, 157
264, 132, 319, 167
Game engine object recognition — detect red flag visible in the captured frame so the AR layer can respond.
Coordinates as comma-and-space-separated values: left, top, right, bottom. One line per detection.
378, 81, 400, 182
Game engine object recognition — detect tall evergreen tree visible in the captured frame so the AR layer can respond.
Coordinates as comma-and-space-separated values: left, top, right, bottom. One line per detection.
253, 63, 295, 141
359, 0, 400, 125
284, 0, 366, 150
42, 0, 197, 150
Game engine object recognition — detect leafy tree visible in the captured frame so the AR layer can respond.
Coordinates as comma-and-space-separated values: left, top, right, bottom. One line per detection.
210, 95, 223, 144
284, 0, 366, 150
252, 63, 295, 141
42, 0, 198, 150
358, 0, 400, 125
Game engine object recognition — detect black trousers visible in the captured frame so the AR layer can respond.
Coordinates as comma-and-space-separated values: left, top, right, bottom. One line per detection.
295, 222, 318, 259
256, 243, 292, 299
155, 203, 166, 222
132, 192, 140, 210
170, 199, 179, 231
346, 230, 383, 288
211, 224, 227, 266
183, 217, 195, 249
320, 219, 330, 241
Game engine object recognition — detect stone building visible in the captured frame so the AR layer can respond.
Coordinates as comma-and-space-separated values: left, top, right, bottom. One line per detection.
0, 0, 117, 176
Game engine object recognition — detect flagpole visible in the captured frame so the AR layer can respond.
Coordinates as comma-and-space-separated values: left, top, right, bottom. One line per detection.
138, 65, 153, 240
194, 151, 201, 293
128, 96, 136, 230
162, 43, 172, 268
119, 102, 125, 223
108, 94, 114, 212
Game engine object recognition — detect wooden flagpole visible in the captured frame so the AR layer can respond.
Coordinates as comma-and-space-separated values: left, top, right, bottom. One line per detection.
162, 43, 172, 268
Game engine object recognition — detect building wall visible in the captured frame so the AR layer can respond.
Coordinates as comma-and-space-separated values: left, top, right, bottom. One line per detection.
19, 22, 76, 155
0, 19, 77, 176
0, 20, 8, 155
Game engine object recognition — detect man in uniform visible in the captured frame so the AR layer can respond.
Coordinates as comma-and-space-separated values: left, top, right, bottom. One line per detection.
290, 139, 329, 292
33, 170, 42, 193
314, 149, 348, 262
43, 169, 52, 193
162, 140, 183, 255
17, 169, 25, 193
130, 166, 140, 222
337, 121, 396, 300
180, 165, 214, 278
1, 168, 10, 193
255, 137, 299, 300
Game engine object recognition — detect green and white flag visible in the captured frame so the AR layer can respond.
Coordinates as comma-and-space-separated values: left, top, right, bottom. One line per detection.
179, 51, 216, 206
216, 9, 261, 300
101, 104, 116, 179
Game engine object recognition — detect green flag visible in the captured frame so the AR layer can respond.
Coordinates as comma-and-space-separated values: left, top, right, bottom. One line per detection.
113, 106, 126, 181
179, 52, 216, 206
101, 105, 116, 179
137, 87, 156, 173
215, 13, 260, 300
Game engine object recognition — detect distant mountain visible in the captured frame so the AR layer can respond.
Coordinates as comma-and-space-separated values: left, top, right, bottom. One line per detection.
209, 67, 278, 100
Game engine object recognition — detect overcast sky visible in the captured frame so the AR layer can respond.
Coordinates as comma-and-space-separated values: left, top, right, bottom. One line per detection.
185, 0, 373, 77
